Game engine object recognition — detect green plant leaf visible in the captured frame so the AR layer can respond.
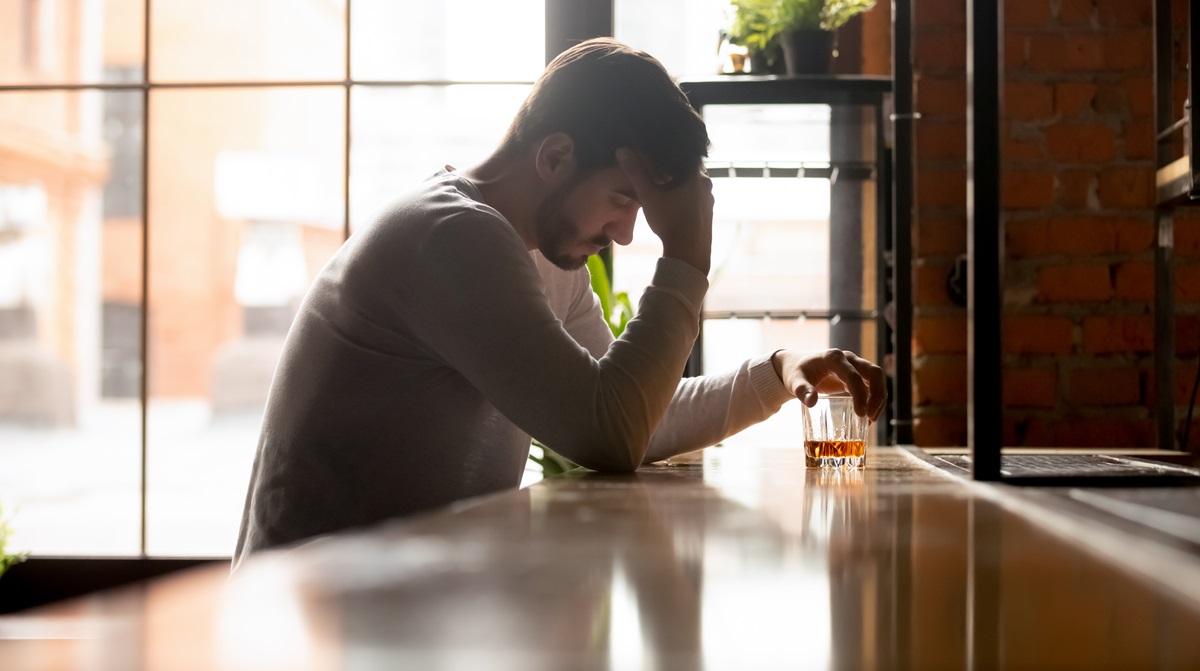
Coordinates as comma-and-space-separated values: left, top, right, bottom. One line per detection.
613, 292, 634, 338
731, 0, 876, 38
776, 0, 823, 31
728, 0, 784, 53
529, 440, 577, 477
588, 254, 634, 339
821, 0, 875, 31
587, 255, 614, 323
0, 503, 26, 581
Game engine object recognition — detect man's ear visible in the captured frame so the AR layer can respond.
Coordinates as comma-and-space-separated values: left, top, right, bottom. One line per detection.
534, 133, 576, 186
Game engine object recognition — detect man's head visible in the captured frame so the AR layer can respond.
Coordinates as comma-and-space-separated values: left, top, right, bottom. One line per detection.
499, 38, 710, 182
497, 39, 710, 270
529, 150, 640, 270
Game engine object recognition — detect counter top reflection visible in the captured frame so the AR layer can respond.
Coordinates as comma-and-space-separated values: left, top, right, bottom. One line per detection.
3, 446, 1200, 670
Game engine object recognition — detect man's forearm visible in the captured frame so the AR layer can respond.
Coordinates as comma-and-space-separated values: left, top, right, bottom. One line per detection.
642, 353, 794, 463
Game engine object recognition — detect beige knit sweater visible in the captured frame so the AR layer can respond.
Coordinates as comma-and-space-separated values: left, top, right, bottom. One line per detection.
233, 170, 794, 569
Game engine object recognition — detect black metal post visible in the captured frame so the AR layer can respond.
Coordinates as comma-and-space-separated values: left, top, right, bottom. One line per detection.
1153, 0, 1177, 452
1191, 3, 1200, 194
967, 0, 1003, 480
891, 0, 915, 445
830, 107, 864, 357
876, 103, 890, 446
1155, 211, 1176, 452
344, 0, 353, 243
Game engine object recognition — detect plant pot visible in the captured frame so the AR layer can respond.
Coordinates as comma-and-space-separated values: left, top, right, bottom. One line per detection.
780, 29, 834, 75
748, 45, 785, 75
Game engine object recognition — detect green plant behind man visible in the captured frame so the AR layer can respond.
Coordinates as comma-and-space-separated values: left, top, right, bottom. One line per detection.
728, 0, 783, 56
818, 0, 876, 31
730, 0, 877, 42
0, 503, 26, 580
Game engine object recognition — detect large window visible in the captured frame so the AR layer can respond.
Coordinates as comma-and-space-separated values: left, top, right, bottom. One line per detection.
2, 0, 877, 557
0, 0, 542, 557
615, 0, 732, 79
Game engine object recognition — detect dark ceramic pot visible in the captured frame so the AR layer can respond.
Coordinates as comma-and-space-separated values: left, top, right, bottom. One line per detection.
748, 45, 786, 75
780, 29, 834, 75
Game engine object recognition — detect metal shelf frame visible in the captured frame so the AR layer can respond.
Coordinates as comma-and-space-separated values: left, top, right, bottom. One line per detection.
679, 74, 903, 445
1154, 0, 1199, 459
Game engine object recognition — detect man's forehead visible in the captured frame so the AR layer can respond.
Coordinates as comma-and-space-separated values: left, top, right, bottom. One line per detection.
588, 165, 637, 198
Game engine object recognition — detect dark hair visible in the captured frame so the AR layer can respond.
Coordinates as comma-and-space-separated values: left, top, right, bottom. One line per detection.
497, 38, 709, 183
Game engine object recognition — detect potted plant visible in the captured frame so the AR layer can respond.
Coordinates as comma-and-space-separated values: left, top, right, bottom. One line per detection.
0, 502, 26, 581
726, 0, 785, 75
775, 0, 876, 75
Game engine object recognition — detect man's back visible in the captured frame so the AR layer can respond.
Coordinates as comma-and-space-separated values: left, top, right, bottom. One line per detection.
233, 168, 709, 568
233, 172, 547, 566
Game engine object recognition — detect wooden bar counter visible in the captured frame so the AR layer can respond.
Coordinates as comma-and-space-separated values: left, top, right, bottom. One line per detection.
3, 446, 1200, 670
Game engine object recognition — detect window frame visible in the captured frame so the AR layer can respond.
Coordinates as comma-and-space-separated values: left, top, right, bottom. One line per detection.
0, 0, 572, 558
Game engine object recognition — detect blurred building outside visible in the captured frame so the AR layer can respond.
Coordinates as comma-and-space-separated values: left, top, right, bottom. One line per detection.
0, 0, 844, 556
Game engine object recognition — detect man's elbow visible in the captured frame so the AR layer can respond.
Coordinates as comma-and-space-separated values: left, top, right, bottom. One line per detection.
588, 458, 641, 474
569, 439, 646, 473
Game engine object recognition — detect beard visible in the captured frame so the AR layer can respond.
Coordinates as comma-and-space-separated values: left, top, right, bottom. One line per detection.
534, 180, 611, 271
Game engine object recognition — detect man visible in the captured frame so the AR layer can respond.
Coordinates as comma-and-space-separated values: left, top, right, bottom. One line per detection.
233, 38, 886, 569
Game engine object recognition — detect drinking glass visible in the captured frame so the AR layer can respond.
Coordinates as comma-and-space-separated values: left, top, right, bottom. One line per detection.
801, 393, 869, 469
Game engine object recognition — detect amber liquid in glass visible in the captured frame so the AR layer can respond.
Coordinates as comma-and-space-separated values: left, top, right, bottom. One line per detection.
804, 440, 866, 468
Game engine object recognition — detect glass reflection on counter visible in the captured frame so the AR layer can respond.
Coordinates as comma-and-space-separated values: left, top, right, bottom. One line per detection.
218, 568, 315, 670
606, 454, 841, 670
213, 449, 1200, 669
700, 447, 892, 670
800, 466, 868, 548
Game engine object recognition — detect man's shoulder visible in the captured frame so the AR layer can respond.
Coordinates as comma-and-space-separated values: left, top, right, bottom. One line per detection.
380, 171, 493, 222
362, 171, 514, 247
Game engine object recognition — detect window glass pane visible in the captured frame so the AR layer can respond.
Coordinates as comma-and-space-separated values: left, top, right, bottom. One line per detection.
147, 87, 344, 556
150, 0, 345, 82
350, 84, 529, 230
705, 104, 834, 165
611, 182, 829, 308
703, 105, 835, 312
0, 0, 145, 85
0, 89, 143, 555
612, 181, 833, 340
615, 0, 729, 78
706, 179, 831, 313
616, 103, 835, 306
703, 319, 827, 446
352, 0, 543, 82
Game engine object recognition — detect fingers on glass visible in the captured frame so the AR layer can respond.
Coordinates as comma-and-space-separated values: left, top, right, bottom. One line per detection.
833, 356, 869, 415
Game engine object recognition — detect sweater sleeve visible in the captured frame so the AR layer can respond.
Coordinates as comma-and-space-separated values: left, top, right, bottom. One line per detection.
559, 264, 796, 464
397, 210, 708, 472
643, 352, 796, 463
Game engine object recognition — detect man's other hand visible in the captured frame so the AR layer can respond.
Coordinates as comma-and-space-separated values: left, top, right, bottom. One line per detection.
771, 349, 887, 421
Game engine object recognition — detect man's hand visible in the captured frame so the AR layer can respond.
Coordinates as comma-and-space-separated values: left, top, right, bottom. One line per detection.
616, 148, 713, 275
771, 349, 887, 421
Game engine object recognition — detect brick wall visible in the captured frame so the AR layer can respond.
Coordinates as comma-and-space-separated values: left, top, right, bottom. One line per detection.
910, 0, 1200, 450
